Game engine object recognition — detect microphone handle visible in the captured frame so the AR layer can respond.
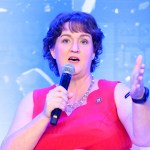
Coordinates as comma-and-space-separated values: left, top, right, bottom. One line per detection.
50, 73, 71, 125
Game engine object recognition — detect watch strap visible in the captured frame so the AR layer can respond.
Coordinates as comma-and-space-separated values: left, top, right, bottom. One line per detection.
132, 87, 149, 104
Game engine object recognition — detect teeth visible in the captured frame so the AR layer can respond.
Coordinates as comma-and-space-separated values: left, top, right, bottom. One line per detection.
69, 57, 79, 61
70, 57, 77, 59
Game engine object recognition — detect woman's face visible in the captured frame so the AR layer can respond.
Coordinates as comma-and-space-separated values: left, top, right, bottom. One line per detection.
50, 22, 95, 76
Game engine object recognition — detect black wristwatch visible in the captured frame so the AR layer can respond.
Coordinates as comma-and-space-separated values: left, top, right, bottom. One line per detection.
132, 87, 149, 104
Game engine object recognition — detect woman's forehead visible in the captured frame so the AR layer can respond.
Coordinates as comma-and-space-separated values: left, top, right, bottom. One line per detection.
61, 23, 92, 37
62, 22, 89, 33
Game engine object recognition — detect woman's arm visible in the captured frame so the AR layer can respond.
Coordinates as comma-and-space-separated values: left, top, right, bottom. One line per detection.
1, 92, 50, 150
1, 85, 69, 150
115, 83, 150, 146
115, 55, 150, 147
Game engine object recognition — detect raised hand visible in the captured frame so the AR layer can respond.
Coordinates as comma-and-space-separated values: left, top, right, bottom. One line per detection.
130, 55, 145, 99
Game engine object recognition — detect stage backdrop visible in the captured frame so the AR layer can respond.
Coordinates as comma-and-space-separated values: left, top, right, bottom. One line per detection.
0, 1, 150, 149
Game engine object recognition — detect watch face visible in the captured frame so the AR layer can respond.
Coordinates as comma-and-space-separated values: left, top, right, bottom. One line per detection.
132, 87, 149, 104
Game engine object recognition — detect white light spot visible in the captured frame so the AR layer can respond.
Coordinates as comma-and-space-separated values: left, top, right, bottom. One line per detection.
124, 63, 129, 67
100, 59, 104, 63
114, 8, 119, 14
125, 76, 130, 82
103, 24, 108, 28
44, 4, 51, 12
82, 0, 96, 13
121, 44, 125, 50
19, 87, 23, 91
25, 20, 29, 24
130, 9, 135, 14
3, 75, 9, 83
104, 33, 107, 37
32, 50, 36, 55
139, 1, 150, 10
135, 22, 140, 26
115, 57, 119, 61
0, 8, 8, 13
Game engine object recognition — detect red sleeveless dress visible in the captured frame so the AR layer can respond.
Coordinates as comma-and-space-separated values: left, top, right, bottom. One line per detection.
32, 80, 132, 150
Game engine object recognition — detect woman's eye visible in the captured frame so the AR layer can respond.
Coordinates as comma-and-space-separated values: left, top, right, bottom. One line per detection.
62, 39, 70, 44
81, 39, 88, 45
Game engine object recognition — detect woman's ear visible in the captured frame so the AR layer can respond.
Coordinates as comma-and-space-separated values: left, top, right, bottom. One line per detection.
50, 48, 56, 59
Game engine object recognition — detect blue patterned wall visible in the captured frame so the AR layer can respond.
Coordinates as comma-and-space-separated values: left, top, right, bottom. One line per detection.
0, 1, 150, 149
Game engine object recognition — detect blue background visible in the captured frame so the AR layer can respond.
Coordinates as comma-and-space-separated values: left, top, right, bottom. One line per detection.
0, 0, 150, 149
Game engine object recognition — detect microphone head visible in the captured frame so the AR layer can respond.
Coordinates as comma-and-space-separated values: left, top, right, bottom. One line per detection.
62, 63, 75, 75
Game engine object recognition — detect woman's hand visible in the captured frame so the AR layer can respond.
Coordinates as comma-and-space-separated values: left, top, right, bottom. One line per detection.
42, 86, 73, 118
130, 55, 145, 99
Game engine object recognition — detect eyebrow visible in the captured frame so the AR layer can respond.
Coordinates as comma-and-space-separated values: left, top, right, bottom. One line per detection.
60, 34, 91, 38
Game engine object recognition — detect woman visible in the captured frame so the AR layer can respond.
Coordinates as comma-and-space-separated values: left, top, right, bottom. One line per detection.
1, 11, 150, 150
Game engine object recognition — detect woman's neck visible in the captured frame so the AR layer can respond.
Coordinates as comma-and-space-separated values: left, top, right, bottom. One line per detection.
67, 74, 94, 103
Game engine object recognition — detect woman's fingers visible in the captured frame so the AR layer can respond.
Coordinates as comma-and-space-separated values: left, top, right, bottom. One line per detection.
130, 55, 145, 99
43, 86, 68, 118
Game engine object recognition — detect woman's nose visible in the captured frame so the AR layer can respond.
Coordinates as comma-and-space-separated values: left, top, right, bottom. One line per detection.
70, 42, 79, 53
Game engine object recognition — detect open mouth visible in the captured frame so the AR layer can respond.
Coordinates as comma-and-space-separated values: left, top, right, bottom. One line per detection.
68, 57, 80, 62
